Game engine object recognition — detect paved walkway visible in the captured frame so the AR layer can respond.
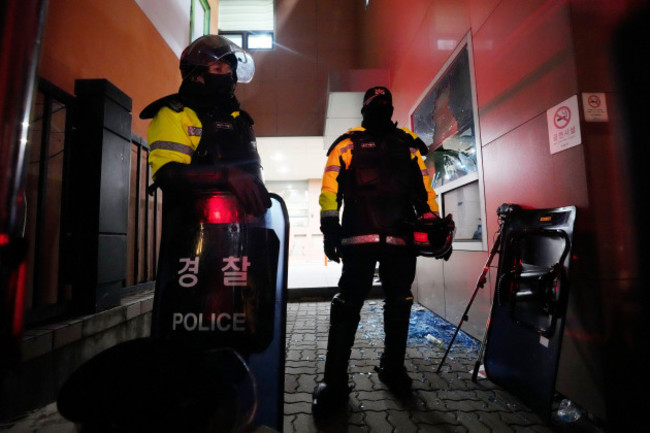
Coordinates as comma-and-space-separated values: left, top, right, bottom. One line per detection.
283, 301, 605, 433
2, 301, 606, 433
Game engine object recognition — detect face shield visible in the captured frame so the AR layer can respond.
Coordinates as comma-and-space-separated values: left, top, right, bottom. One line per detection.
181, 35, 255, 83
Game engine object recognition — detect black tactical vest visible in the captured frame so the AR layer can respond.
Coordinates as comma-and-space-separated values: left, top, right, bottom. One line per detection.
139, 94, 264, 183
191, 107, 263, 182
338, 129, 421, 237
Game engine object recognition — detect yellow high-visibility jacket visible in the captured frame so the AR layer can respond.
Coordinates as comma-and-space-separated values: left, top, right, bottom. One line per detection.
319, 126, 438, 239
143, 96, 252, 179
146, 105, 202, 178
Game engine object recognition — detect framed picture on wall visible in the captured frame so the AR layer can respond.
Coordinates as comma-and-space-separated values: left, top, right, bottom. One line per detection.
410, 33, 487, 250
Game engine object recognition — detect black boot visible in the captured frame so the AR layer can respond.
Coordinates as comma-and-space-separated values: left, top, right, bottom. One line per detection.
375, 296, 413, 397
376, 354, 413, 397
312, 294, 361, 418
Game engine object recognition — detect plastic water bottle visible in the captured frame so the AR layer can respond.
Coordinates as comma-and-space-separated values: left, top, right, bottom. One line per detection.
425, 334, 445, 349
557, 399, 581, 423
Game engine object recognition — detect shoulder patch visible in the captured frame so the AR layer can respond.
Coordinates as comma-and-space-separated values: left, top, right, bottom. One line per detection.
187, 126, 202, 137
139, 94, 184, 119
327, 129, 364, 156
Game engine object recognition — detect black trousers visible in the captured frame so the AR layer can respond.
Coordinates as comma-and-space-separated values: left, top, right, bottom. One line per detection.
323, 246, 417, 386
338, 246, 416, 306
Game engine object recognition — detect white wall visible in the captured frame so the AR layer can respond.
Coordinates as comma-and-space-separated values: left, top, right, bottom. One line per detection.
134, 0, 191, 58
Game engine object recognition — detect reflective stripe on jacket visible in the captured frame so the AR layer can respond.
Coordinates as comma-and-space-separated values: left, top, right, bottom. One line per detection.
319, 126, 438, 225
147, 105, 202, 178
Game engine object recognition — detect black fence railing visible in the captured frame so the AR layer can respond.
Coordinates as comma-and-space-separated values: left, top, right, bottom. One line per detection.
127, 135, 161, 291
24, 79, 160, 326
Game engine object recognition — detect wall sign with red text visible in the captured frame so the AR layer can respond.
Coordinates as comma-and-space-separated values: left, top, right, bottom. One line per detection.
547, 95, 582, 155
582, 92, 608, 122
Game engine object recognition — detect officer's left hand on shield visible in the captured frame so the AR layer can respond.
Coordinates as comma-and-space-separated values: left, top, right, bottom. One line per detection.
226, 167, 272, 216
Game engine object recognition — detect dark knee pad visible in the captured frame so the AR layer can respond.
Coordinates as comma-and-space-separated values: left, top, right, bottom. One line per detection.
330, 293, 363, 325
384, 294, 414, 317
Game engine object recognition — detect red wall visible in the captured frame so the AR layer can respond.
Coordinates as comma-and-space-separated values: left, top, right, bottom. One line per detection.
39, 0, 181, 138
358, 0, 586, 337
359, 0, 634, 325
358, 0, 639, 420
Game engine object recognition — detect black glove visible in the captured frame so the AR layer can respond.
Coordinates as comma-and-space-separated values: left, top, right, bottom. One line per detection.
431, 214, 455, 261
226, 167, 272, 217
320, 216, 342, 263
153, 162, 272, 216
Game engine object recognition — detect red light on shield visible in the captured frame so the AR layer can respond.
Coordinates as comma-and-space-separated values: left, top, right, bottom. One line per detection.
198, 194, 241, 224
414, 232, 429, 244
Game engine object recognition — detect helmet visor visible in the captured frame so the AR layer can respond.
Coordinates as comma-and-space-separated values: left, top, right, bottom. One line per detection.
232, 50, 255, 83
182, 35, 255, 83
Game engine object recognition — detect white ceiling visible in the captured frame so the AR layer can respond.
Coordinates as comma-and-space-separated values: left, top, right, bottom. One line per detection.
258, 91, 364, 181
257, 136, 327, 181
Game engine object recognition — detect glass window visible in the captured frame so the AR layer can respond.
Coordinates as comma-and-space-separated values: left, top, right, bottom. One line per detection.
412, 46, 477, 188
442, 181, 483, 242
218, 0, 274, 50
411, 34, 487, 250
248, 32, 274, 50
221, 33, 243, 48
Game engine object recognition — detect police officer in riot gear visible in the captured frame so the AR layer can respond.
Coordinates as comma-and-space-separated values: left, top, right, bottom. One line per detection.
140, 34, 270, 215
56, 37, 281, 432
313, 87, 446, 417
140, 35, 273, 344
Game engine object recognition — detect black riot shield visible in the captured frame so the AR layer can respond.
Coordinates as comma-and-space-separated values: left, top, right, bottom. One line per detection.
484, 206, 576, 421
57, 192, 288, 432
152, 191, 285, 351
152, 189, 288, 431
247, 195, 288, 431
58, 339, 260, 433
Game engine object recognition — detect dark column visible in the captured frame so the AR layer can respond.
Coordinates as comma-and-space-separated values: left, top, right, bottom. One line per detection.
69, 79, 131, 312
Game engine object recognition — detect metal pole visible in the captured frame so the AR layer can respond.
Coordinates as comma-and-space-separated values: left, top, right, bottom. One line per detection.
436, 223, 503, 374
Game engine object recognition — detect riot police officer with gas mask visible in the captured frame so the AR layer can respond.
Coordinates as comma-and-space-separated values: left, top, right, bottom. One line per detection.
55, 37, 279, 433
313, 87, 449, 417
140, 34, 271, 215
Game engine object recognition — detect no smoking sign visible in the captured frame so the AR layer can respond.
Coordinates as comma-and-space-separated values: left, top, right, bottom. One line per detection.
582, 92, 609, 122
547, 95, 581, 155
553, 105, 571, 129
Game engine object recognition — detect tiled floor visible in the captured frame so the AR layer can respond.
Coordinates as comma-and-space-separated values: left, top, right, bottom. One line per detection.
283, 301, 573, 433
2, 300, 605, 433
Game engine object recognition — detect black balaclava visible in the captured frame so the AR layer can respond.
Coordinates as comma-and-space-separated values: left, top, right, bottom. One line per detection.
361, 86, 396, 136
179, 53, 239, 111
203, 53, 238, 98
